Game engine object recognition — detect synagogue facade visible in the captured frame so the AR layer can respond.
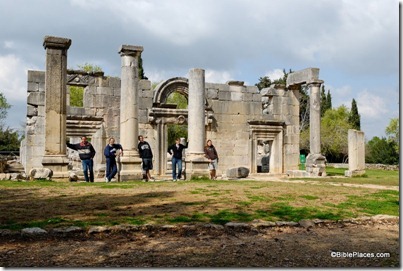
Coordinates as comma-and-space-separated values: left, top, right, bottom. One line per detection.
20, 36, 326, 180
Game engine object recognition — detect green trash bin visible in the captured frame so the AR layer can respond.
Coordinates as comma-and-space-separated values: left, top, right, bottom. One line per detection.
299, 154, 306, 170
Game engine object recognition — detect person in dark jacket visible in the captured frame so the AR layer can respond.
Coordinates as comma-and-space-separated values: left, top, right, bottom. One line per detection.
204, 139, 219, 180
104, 137, 124, 183
67, 136, 96, 182
167, 138, 188, 181
138, 135, 154, 181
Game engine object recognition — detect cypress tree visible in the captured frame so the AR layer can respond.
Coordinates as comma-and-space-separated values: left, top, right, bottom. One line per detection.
348, 98, 361, 130
320, 85, 327, 117
326, 90, 332, 110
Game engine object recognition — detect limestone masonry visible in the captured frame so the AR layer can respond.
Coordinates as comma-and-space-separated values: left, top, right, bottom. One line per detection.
20, 35, 344, 180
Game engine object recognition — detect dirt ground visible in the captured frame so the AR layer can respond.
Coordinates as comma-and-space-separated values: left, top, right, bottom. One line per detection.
0, 221, 399, 268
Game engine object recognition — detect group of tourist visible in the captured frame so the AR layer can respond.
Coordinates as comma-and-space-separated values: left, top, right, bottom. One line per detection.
66, 136, 219, 182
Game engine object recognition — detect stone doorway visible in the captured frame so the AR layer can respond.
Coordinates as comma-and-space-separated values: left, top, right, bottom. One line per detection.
148, 77, 190, 177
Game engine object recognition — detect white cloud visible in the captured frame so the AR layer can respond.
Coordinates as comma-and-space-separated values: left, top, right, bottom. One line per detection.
356, 90, 387, 119
3, 41, 14, 49
205, 70, 233, 84
265, 69, 284, 81
0, 54, 35, 102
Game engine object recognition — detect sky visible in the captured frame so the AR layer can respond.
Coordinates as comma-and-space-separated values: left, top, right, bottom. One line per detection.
0, 0, 399, 140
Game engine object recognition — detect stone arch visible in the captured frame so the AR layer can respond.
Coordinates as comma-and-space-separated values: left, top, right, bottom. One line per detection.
153, 77, 189, 106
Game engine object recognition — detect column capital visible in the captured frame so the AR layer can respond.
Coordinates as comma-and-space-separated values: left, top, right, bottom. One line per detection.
307, 80, 324, 88
119, 45, 144, 57
43, 36, 71, 50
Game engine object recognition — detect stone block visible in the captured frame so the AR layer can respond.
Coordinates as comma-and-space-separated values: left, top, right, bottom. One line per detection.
226, 167, 250, 178
207, 88, 218, 99
286, 68, 320, 87
108, 77, 121, 88
27, 105, 38, 117
139, 79, 151, 90
96, 87, 114, 96
230, 92, 243, 101
68, 107, 86, 116
27, 70, 45, 83
27, 92, 45, 106
29, 168, 53, 180
218, 91, 231, 101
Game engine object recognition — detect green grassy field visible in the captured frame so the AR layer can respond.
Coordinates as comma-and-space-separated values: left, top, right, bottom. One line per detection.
0, 168, 399, 230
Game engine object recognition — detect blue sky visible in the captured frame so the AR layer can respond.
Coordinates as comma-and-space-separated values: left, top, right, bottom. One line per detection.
0, 0, 399, 140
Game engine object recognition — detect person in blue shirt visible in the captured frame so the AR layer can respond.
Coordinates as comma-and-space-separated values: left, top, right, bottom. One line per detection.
104, 137, 124, 182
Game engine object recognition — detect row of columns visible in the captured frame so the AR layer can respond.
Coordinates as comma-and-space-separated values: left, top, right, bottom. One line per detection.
40, 36, 208, 179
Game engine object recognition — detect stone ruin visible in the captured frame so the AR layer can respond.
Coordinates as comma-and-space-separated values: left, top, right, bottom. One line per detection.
19, 35, 332, 180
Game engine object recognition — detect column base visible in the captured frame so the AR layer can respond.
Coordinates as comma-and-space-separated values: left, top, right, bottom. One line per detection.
41, 154, 69, 178
119, 151, 143, 181
185, 153, 210, 180
345, 169, 366, 177
305, 153, 327, 177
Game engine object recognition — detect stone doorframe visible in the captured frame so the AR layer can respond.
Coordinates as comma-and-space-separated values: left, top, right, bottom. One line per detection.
150, 77, 190, 177
148, 108, 188, 176
248, 120, 285, 174
148, 77, 214, 177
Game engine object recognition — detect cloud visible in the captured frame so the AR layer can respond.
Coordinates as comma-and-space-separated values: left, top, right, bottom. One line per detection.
205, 70, 233, 84
0, 54, 37, 103
265, 69, 285, 81
356, 90, 388, 119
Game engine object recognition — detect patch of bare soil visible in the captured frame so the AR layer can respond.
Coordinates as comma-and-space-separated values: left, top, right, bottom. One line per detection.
0, 222, 399, 268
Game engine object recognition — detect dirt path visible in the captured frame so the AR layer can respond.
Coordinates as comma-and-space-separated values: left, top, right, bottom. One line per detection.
0, 221, 399, 268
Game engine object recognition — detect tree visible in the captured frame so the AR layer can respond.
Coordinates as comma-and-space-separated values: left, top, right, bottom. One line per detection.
301, 105, 354, 162
320, 85, 332, 117
138, 56, 148, 80
366, 136, 399, 165
299, 85, 310, 132
167, 92, 188, 144
255, 76, 272, 91
0, 93, 11, 127
77, 63, 102, 73
326, 90, 332, 111
320, 106, 354, 162
320, 85, 327, 117
0, 127, 20, 151
0, 92, 21, 151
385, 117, 399, 153
69, 86, 84, 107
348, 98, 360, 130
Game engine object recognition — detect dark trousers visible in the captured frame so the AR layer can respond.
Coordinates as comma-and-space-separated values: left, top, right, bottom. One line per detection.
82, 159, 94, 182
106, 158, 118, 181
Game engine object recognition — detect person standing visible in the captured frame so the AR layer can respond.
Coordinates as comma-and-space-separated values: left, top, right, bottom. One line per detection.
104, 137, 124, 182
167, 138, 188, 181
204, 139, 219, 180
138, 135, 154, 181
67, 136, 96, 182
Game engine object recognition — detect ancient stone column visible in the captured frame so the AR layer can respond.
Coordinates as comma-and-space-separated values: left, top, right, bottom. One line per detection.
308, 81, 322, 154
185, 68, 210, 178
118, 45, 143, 180
345, 129, 366, 177
305, 80, 326, 176
41, 36, 71, 178
188, 68, 206, 154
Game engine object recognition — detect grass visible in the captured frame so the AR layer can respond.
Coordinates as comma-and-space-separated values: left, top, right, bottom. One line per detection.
322, 167, 399, 186
0, 168, 399, 230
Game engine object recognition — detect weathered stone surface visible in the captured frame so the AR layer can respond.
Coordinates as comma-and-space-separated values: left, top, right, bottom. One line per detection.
226, 167, 250, 178
21, 227, 47, 235
69, 172, 78, 182
29, 167, 53, 180
286, 68, 320, 87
